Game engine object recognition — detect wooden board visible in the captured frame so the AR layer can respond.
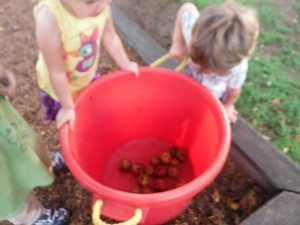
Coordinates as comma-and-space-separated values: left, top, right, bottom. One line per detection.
111, 3, 177, 69
232, 117, 300, 193
241, 191, 300, 225
111, 3, 300, 195
230, 144, 276, 192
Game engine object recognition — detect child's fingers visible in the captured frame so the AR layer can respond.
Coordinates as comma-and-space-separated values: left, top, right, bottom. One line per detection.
229, 110, 238, 123
131, 62, 139, 74
56, 117, 75, 131
134, 66, 140, 78
127, 61, 139, 78
69, 118, 75, 131
56, 118, 65, 130
56, 115, 68, 130
56, 108, 75, 130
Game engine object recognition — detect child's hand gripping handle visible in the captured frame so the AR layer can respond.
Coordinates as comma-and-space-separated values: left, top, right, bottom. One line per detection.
150, 53, 188, 72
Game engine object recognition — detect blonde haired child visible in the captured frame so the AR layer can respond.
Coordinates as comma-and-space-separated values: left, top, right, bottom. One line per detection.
169, 2, 259, 122
34, 0, 139, 129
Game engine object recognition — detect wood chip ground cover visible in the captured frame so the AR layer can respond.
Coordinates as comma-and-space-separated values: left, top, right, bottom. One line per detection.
0, 0, 269, 224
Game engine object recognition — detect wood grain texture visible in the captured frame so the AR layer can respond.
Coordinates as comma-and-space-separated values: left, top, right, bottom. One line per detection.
233, 117, 300, 193
241, 191, 300, 225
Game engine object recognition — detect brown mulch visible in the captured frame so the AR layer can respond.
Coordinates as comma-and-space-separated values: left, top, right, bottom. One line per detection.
0, 0, 270, 224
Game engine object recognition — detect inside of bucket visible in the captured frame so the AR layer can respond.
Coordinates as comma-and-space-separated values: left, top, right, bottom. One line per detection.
70, 70, 227, 192
102, 138, 195, 191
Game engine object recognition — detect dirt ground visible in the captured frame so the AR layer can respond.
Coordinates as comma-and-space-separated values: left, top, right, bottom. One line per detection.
0, 0, 269, 224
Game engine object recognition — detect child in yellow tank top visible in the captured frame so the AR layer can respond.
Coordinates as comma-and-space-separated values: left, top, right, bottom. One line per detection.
34, 0, 139, 129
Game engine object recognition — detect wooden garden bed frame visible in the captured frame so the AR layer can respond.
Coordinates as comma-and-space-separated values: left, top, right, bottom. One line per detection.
111, 4, 300, 225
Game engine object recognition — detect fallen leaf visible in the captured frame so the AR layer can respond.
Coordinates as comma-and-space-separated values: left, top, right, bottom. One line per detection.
266, 81, 272, 87
272, 98, 281, 106
209, 208, 225, 225
211, 190, 221, 203
295, 135, 300, 144
240, 190, 257, 212
228, 202, 240, 211
262, 135, 271, 141
282, 147, 289, 154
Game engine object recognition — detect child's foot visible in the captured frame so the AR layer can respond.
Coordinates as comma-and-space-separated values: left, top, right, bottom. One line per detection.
33, 206, 69, 225
50, 151, 68, 172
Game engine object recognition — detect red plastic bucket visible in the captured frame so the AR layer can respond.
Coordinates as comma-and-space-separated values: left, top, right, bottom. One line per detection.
60, 67, 231, 225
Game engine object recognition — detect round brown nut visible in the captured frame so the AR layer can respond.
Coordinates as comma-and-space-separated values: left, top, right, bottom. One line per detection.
169, 146, 179, 157
170, 158, 180, 167
160, 151, 172, 164
168, 166, 179, 178
174, 179, 187, 188
153, 178, 167, 192
141, 186, 153, 194
131, 186, 142, 193
176, 148, 187, 162
138, 173, 151, 186
145, 165, 154, 176
154, 165, 168, 178
119, 159, 132, 171
131, 163, 144, 175
150, 155, 160, 166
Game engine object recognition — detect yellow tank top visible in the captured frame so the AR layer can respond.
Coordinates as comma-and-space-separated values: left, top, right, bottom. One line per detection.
34, 0, 109, 100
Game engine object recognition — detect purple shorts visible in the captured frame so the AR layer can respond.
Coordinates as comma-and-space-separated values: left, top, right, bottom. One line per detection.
40, 72, 102, 120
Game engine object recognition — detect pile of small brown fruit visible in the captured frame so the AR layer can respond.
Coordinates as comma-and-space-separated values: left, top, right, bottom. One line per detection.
119, 146, 188, 193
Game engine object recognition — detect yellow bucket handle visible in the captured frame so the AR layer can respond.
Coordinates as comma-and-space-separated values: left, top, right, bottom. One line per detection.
92, 200, 143, 225
150, 53, 188, 72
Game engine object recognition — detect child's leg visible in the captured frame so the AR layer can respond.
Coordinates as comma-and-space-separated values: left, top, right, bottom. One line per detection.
39, 70, 101, 121
8, 193, 69, 225
50, 151, 68, 172
39, 91, 68, 172
39, 71, 101, 172
8, 193, 43, 224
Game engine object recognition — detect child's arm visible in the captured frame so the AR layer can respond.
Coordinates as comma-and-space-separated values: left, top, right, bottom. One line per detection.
0, 65, 16, 96
169, 3, 197, 59
102, 8, 138, 77
222, 88, 242, 123
35, 7, 75, 129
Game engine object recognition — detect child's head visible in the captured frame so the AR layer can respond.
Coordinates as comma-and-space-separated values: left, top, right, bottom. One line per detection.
190, 2, 259, 74
62, 0, 111, 18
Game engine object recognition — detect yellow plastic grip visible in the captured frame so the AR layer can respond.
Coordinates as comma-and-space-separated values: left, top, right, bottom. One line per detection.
150, 54, 188, 72
92, 200, 143, 225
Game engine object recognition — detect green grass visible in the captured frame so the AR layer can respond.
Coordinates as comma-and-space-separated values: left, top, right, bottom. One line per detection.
191, 0, 300, 164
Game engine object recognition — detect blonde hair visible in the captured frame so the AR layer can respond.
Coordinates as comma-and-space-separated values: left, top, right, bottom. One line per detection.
190, 2, 259, 74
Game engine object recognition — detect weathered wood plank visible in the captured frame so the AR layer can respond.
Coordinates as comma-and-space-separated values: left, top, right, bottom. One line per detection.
230, 144, 275, 192
232, 117, 300, 193
111, 3, 177, 69
111, 3, 300, 194
241, 191, 300, 225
